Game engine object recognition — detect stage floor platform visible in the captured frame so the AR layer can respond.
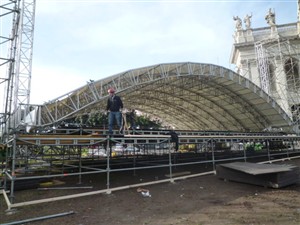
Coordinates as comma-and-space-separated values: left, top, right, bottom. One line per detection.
216, 162, 300, 188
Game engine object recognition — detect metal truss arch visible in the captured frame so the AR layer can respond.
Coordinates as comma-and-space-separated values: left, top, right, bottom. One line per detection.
34, 62, 293, 132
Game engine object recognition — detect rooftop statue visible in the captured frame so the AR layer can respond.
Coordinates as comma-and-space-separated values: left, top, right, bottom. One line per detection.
265, 8, 276, 26
244, 13, 252, 29
233, 16, 242, 30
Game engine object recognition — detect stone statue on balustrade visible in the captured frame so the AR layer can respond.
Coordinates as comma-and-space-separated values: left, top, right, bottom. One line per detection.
244, 13, 252, 29
233, 16, 243, 31
265, 8, 276, 26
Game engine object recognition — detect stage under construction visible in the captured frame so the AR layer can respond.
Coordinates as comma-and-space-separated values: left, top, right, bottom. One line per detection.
1, 128, 300, 210
1, 1, 300, 211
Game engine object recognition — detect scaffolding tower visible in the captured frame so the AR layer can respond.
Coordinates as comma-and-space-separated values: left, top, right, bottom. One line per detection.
0, 0, 36, 201
254, 35, 300, 131
0, 0, 36, 144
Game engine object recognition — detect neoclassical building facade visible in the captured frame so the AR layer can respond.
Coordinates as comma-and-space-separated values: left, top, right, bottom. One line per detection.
231, 6, 300, 132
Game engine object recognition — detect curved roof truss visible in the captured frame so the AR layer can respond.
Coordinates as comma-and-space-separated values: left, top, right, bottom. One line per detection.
37, 62, 293, 132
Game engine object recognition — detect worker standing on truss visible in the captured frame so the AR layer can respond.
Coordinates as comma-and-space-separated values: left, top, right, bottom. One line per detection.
106, 88, 124, 135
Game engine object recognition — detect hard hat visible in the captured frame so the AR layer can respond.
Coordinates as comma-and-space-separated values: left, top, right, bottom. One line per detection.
108, 88, 115, 93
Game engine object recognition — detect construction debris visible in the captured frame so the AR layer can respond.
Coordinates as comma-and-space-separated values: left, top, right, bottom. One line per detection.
137, 187, 151, 197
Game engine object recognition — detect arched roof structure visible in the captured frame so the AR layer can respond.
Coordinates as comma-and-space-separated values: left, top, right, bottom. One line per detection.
38, 62, 293, 132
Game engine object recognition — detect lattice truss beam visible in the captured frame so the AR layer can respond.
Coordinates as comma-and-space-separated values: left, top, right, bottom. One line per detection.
255, 40, 271, 94
14, 0, 35, 108
31, 62, 292, 132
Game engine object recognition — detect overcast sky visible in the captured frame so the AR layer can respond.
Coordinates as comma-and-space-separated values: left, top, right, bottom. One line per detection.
5, 0, 299, 104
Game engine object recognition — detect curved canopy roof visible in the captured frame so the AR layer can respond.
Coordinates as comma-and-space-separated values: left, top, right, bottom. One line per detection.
39, 62, 293, 132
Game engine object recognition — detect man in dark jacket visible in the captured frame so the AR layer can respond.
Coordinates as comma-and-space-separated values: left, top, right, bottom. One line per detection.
106, 88, 123, 135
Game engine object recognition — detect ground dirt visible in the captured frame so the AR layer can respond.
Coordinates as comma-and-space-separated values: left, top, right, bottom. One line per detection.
1, 159, 300, 225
